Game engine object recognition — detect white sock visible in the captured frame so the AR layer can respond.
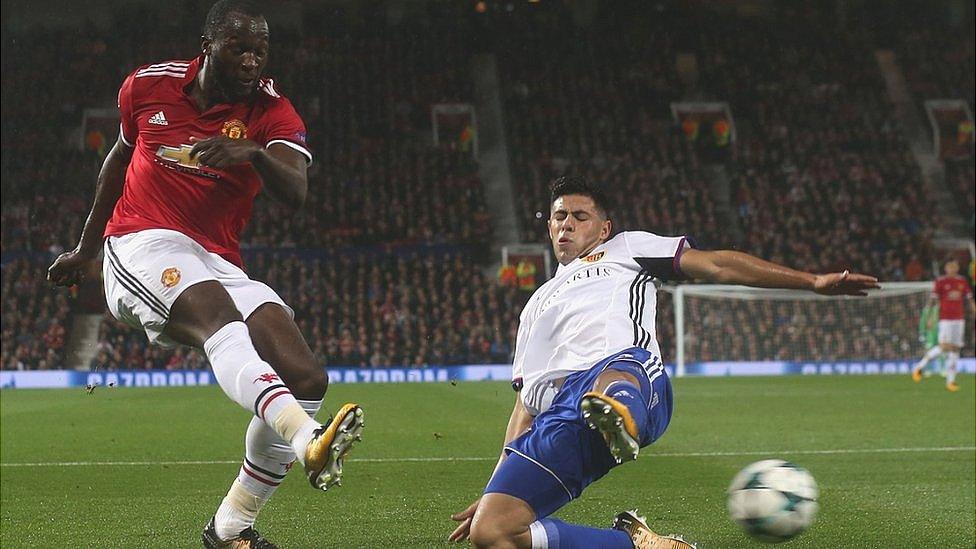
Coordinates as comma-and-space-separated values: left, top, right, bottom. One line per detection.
203, 322, 319, 458
917, 345, 943, 368
946, 352, 959, 384
214, 480, 260, 541
528, 521, 549, 549
214, 399, 323, 540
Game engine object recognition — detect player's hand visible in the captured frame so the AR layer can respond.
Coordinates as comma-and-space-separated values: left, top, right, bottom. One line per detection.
813, 270, 880, 296
47, 247, 96, 287
448, 497, 481, 542
189, 135, 261, 168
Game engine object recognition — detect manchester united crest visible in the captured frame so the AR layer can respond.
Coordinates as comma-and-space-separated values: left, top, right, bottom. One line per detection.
582, 251, 605, 263
161, 267, 181, 288
221, 119, 248, 139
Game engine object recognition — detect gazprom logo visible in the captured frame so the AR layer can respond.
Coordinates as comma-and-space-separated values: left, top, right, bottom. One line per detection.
86, 371, 213, 387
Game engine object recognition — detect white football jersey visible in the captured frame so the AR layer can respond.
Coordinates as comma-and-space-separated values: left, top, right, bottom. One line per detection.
513, 231, 691, 415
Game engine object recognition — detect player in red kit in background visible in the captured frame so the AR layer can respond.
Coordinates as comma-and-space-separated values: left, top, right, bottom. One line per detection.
912, 257, 976, 392
47, 2, 364, 546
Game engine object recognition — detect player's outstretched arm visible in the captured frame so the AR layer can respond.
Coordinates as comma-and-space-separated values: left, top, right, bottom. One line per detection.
678, 248, 880, 296
189, 137, 308, 208
48, 136, 134, 286
449, 396, 533, 542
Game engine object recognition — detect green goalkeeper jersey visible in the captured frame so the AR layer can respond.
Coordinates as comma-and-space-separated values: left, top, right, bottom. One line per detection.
918, 304, 940, 347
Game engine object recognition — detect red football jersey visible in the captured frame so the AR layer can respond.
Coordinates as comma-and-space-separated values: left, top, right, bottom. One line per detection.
933, 275, 972, 320
104, 57, 311, 267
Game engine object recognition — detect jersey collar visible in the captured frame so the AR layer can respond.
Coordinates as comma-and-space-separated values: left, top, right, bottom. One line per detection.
181, 56, 203, 91
555, 239, 610, 274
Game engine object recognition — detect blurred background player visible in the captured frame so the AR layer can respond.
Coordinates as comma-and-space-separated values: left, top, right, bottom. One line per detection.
449, 176, 879, 549
912, 257, 976, 391
46, 1, 364, 546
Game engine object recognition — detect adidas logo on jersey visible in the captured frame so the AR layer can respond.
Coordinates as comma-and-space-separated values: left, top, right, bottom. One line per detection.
148, 111, 168, 126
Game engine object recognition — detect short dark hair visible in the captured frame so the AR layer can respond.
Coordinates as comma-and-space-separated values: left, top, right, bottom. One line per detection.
549, 175, 613, 219
203, 0, 264, 40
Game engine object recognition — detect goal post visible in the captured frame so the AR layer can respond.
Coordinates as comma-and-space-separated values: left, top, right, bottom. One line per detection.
666, 282, 938, 377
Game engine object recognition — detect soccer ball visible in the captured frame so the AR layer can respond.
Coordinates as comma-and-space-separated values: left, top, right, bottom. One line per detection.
727, 459, 819, 543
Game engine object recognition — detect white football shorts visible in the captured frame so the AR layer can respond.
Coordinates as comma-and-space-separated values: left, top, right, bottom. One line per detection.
102, 229, 292, 347
937, 320, 966, 347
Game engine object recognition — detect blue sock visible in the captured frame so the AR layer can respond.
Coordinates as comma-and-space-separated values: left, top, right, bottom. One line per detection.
604, 380, 649, 443
531, 518, 632, 548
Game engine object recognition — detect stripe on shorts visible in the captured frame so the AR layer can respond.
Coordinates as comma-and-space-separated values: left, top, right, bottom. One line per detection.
105, 240, 170, 320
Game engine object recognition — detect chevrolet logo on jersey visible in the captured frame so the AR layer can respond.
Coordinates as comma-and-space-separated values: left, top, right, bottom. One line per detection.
155, 144, 220, 179
156, 144, 201, 168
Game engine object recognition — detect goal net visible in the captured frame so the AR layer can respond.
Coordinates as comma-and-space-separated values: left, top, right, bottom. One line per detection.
663, 282, 939, 376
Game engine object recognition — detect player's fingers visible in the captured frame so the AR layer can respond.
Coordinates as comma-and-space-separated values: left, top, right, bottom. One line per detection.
189, 138, 218, 157
450, 506, 474, 520
206, 151, 231, 168
847, 273, 879, 283
448, 517, 472, 541
196, 148, 221, 165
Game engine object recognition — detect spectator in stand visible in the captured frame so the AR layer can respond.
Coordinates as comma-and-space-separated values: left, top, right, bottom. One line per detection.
498, 262, 518, 289
1, 258, 71, 370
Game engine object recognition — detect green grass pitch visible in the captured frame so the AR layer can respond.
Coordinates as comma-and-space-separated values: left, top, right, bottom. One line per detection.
2, 375, 974, 547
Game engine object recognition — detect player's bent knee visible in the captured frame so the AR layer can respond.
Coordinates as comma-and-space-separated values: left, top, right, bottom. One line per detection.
469, 494, 534, 549
293, 367, 328, 399
469, 519, 527, 549
277, 353, 328, 398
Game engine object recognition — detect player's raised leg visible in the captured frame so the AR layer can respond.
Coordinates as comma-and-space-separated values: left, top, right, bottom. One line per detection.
164, 281, 317, 452
208, 303, 362, 542
468, 351, 689, 549
582, 354, 671, 465
165, 282, 361, 487
581, 372, 645, 464
912, 344, 945, 382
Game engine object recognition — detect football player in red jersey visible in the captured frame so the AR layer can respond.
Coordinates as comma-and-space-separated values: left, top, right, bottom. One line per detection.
47, 2, 364, 546
912, 257, 976, 392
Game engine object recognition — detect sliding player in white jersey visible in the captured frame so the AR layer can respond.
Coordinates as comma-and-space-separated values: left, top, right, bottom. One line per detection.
449, 175, 879, 549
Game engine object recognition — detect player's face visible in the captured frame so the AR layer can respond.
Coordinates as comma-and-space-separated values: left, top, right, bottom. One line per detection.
945, 260, 959, 276
549, 194, 612, 265
203, 13, 270, 102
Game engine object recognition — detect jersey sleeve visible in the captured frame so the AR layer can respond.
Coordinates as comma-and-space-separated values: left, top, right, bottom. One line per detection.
622, 231, 694, 280
117, 72, 138, 147
510, 314, 528, 391
259, 95, 312, 165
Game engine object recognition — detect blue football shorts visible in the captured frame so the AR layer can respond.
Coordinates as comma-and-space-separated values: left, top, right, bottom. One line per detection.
484, 347, 673, 518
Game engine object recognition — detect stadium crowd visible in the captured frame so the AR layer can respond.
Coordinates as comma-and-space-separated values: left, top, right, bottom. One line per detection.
497, 7, 724, 249
695, 13, 940, 280
2, 2, 973, 371
682, 292, 931, 362
0, 258, 72, 370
